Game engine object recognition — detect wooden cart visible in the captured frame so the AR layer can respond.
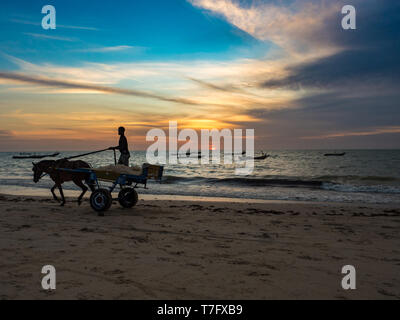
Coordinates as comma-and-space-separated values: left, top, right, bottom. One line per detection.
57, 164, 163, 215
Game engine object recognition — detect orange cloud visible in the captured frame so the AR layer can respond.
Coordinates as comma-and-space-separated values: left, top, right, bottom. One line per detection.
301, 127, 400, 139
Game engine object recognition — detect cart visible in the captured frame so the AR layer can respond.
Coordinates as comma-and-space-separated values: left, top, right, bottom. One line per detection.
57, 163, 163, 215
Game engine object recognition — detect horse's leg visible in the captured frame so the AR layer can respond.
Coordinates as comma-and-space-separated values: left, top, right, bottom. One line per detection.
88, 183, 95, 192
50, 184, 59, 202
85, 177, 95, 192
83, 172, 95, 192
57, 183, 66, 206
74, 179, 88, 206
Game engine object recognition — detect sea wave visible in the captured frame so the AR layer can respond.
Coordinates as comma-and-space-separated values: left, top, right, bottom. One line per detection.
160, 175, 400, 194
321, 183, 400, 194
2, 174, 400, 196
161, 175, 323, 187
314, 175, 400, 184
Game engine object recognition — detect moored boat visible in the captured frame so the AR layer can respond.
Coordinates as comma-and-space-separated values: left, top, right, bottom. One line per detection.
12, 152, 60, 159
254, 154, 269, 160
324, 152, 346, 157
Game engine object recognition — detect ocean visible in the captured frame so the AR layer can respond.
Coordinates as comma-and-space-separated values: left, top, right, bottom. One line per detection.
1, 150, 400, 204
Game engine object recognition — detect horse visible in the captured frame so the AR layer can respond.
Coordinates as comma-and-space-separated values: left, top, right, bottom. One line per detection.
32, 159, 95, 206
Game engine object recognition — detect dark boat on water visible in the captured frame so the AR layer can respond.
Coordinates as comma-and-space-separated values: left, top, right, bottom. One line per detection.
180, 151, 202, 159
324, 152, 346, 157
12, 152, 60, 159
254, 153, 269, 160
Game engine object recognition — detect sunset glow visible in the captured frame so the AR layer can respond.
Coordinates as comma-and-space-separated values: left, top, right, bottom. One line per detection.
0, 0, 399, 151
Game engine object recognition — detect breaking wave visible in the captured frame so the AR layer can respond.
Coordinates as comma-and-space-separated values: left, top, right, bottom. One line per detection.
160, 175, 400, 194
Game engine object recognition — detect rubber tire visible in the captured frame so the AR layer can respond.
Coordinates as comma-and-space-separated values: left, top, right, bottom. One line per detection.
90, 189, 112, 214
118, 188, 138, 208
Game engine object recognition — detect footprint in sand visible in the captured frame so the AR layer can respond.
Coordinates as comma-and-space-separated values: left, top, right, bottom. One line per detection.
377, 289, 398, 298
104, 269, 124, 275
297, 255, 322, 261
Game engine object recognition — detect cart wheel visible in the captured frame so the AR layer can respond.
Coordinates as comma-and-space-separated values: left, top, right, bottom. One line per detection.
118, 188, 138, 208
90, 189, 112, 214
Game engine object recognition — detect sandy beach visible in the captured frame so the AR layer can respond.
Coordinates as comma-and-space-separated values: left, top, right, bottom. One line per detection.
0, 193, 399, 300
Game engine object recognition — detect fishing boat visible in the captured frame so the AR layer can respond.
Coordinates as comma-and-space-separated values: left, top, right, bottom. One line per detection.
12, 152, 60, 159
254, 154, 269, 160
178, 151, 202, 159
324, 152, 346, 157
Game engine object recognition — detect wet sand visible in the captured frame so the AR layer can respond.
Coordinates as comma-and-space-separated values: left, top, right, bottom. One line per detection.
0, 193, 399, 300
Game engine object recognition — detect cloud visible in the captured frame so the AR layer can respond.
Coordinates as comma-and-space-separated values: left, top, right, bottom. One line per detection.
73, 46, 146, 53
0, 53, 296, 114
242, 87, 400, 148
0, 130, 14, 140
0, 130, 12, 136
261, 1, 400, 91
189, 0, 400, 93
10, 18, 98, 31
301, 126, 400, 139
189, 0, 400, 147
189, 0, 342, 56
188, 77, 251, 94
23, 32, 77, 42
56, 24, 98, 31
0, 71, 204, 106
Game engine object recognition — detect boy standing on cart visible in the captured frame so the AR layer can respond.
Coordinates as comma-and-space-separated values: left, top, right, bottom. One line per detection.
109, 126, 130, 166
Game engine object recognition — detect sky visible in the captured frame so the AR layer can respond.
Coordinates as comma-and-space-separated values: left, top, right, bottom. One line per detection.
0, 0, 399, 151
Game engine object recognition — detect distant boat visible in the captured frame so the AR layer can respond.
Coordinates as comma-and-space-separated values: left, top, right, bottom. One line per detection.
254, 153, 269, 160
12, 152, 60, 159
179, 151, 202, 159
177, 150, 246, 159
324, 152, 346, 157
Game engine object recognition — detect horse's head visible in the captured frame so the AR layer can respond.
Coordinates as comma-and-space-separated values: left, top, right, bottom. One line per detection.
32, 160, 58, 182
32, 162, 42, 183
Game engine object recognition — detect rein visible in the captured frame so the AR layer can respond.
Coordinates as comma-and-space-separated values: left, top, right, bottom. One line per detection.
35, 161, 90, 182
40, 172, 48, 179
